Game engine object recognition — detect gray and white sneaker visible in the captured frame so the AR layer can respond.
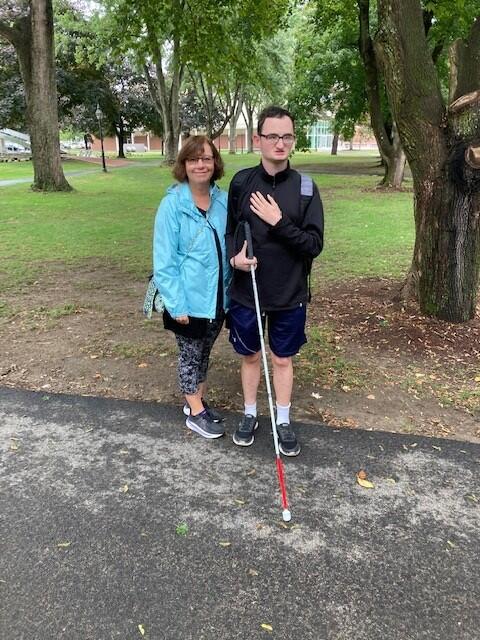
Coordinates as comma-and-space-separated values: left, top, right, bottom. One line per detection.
232, 414, 259, 447
186, 411, 225, 439
183, 400, 223, 423
276, 423, 301, 456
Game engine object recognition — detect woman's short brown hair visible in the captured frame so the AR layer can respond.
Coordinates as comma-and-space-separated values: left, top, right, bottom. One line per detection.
172, 135, 224, 183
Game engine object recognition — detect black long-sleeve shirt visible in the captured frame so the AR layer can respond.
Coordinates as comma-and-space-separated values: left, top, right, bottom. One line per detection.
226, 162, 324, 311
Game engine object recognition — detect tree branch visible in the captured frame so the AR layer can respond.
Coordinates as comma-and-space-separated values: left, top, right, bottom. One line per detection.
357, 0, 393, 160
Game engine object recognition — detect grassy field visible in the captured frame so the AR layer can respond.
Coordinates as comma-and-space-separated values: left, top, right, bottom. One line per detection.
0, 151, 415, 291
0, 158, 98, 179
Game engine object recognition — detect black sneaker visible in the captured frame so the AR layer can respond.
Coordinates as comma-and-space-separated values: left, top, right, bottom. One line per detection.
232, 414, 259, 447
183, 400, 223, 423
186, 412, 225, 439
276, 423, 300, 456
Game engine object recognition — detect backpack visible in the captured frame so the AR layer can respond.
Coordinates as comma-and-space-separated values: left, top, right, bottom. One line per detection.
229, 169, 315, 300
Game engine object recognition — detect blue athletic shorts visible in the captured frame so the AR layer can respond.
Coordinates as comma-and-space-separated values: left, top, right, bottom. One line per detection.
228, 300, 307, 357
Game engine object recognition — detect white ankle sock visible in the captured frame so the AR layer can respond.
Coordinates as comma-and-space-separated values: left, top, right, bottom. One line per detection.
244, 402, 257, 417
276, 402, 291, 425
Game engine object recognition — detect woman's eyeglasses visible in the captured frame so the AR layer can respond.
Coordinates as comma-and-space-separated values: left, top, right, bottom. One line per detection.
186, 156, 214, 164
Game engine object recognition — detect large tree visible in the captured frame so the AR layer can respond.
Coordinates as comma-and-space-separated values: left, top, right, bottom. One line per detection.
101, 0, 289, 164
55, 2, 162, 159
0, 0, 71, 191
375, 1, 480, 321
307, 0, 406, 187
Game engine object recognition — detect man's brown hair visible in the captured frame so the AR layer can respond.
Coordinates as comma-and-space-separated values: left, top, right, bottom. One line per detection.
172, 135, 224, 183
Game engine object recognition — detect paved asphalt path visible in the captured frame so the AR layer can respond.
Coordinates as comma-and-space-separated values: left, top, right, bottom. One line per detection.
1, 386, 479, 640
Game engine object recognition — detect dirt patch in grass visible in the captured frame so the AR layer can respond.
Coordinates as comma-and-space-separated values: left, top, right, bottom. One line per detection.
0, 261, 478, 443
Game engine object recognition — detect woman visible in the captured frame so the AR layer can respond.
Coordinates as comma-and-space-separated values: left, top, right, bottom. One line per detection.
153, 136, 230, 439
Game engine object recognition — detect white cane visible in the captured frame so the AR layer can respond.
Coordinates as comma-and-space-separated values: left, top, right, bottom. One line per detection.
244, 221, 291, 522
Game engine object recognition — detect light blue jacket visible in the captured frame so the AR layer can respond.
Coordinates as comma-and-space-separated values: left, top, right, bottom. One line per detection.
153, 182, 231, 320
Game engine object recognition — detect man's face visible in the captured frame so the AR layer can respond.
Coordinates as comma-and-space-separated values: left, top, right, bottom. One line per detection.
255, 116, 295, 165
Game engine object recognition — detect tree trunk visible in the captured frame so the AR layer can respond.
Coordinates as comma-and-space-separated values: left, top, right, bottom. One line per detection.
330, 132, 339, 155
1, 1, 71, 191
228, 96, 243, 154
411, 148, 480, 321
144, 35, 183, 165
116, 118, 125, 158
379, 123, 406, 188
376, 1, 480, 321
244, 104, 254, 153
358, 0, 405, 189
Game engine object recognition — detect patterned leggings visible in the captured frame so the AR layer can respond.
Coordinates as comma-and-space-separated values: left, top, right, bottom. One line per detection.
175, 318, 224, 395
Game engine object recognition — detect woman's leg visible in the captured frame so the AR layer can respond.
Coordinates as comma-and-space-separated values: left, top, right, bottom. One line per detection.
175, 334, 204, 415
197, 318, 224, 394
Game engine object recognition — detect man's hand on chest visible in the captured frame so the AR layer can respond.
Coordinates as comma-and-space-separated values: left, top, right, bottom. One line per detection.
249, 191, 282, 226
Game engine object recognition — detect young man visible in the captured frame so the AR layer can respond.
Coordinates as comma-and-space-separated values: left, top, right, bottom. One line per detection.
226, 105, 324, 456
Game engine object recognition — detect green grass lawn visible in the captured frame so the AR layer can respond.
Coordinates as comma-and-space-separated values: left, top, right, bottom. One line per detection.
0, 158, 99, 180
0, 151, 414, 291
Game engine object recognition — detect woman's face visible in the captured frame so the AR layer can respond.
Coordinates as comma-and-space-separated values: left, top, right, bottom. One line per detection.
185, 142, 215, 187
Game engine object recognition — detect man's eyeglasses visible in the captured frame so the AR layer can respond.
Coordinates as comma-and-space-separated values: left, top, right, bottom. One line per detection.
186, 156, 214, 164
259, 134, 295, 145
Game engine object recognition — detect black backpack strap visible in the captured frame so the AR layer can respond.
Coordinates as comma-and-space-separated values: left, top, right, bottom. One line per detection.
230, 169, 256, 253
299, 173, 315, 301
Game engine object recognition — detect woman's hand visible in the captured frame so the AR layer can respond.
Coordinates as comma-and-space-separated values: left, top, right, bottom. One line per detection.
250, 191, 282, 225
175, 315, 189, 324
230, 240, 257, 272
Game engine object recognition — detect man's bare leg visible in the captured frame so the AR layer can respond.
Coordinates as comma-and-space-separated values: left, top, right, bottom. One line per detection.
241, 352, 262, 405
271, 354, 293, 407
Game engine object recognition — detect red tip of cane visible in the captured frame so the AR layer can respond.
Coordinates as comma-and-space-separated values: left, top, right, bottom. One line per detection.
275, 456, 289, 510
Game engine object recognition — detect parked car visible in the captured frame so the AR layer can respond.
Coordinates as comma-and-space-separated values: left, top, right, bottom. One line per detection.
124, 143, 147, 152
6, 142, 27, 152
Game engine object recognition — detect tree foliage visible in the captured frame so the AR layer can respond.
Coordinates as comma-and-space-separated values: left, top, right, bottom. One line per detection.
288, 5, 366, 144
97, 0, 289, 162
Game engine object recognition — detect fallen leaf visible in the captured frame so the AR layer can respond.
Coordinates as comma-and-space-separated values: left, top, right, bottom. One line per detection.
246, 468, 256, 476
57, 542, 71, 548
90, 355, 99, 359
357, 469, 368, 480
311, 392, 322, 399
234, 498, 246, 506
138, 624, 145, 636
357, 475, 374, 489
366, 394, 375, 400
138, 363, 148, 368
219, 541, 231, 547
120, 484, 129, 493
261, 624, 273, 632
432, 445, 442, 451
386, 478, 396, 484
446, 540, 456, 548
475, 375, 480, 383
248, 568, 259, 576
341, 385, 351, 392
